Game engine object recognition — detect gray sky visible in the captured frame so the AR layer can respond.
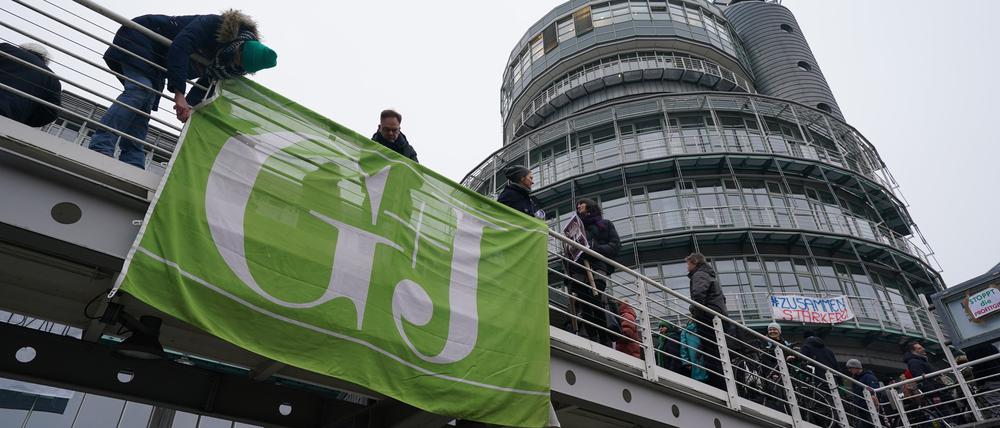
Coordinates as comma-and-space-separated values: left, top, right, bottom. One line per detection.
4, 0, 997, 286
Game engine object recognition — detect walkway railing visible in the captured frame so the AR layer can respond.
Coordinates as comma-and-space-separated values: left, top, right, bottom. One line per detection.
0, 0, 190, 170
548, 229, 994, 428
509, 52, 754, 129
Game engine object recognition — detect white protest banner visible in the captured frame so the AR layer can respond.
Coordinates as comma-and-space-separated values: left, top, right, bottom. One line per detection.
770, 295, 854, 324
561, 215, 588, 262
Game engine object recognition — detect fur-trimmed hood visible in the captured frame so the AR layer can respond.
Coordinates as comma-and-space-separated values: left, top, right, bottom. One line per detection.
216, 9, 258, 42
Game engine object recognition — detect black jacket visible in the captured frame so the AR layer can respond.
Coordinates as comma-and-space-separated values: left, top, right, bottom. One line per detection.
567, 216, 619, 276
688, 263, 727, 321
582, 217, 620, 275
371, 131, 418, 162
104, 11, 259, 109
903, 351, 942, 394
801, 336, 839, 379
0, 43, 61, 127
496, 182, 539, 217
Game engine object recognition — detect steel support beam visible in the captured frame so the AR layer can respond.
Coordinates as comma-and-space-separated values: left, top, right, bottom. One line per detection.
0, 322, 365, 428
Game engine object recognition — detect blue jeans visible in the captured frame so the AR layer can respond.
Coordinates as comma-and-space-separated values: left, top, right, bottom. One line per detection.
88, 65, 159, 169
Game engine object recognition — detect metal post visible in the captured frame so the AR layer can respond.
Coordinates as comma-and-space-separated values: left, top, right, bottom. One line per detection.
863, 388, 884, 428
825, 370, 850, 428
713, 316, 741, 412
774, 346, 802, 427
888, 387, 911, 428
636, 275, 659, 382
918, 294, 984, 421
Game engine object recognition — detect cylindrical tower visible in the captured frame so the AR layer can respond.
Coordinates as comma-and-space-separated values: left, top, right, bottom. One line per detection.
464, 0, 943, 373
724, 0, 845, 119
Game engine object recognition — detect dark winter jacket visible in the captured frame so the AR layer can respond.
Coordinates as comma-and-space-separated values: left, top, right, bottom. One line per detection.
688, 263, 727, 322
903, 351, 943, 395
578, 214, 620, 275
371, 131, 418, 162
617, 303, 642, 358
656, 329, 684, 373
104, 11, 259, 108
800, 336, 839, 380
496, 182, 539, 217
0, 43, 61, 127
851, 369, 881, 423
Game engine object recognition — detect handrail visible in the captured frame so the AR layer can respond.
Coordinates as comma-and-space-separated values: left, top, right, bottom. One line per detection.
510, 52, 753, 125
548, 229, 872, 392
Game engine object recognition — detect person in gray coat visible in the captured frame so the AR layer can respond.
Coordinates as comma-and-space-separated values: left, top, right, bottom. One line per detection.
686, 252, 727, 390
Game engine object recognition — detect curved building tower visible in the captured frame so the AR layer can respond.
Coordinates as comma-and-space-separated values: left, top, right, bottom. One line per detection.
463, 0, 944, 371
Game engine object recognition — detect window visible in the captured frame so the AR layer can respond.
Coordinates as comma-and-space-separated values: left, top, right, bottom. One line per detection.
630, 0, 650, 20
592, 2, 613, 27
557, 17, 575, 42
816, 103, 832, 113
530, 36, 544, 62
611, 1, 631, 24
704, 14, 721, 45
649, 0, 668, 19
797, 61, 812, 71
685, 4, 702, 27
574, 6, 594, 35
668, 0, 685, 23
780, 23, 794, 34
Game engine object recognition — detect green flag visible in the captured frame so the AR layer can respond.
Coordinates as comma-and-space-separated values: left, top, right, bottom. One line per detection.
115, 78, 551, 427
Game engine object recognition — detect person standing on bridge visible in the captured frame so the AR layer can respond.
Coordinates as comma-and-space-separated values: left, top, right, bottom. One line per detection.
567, 198, 620, 347
88, 10, 277, 168
685, 252, 727, 390
371, 109, 418, 163
846, 359, 881, 428
496, 165, 543, 218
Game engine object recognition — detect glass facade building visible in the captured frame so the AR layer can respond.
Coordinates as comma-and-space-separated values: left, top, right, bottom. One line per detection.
464, 0, 944, 368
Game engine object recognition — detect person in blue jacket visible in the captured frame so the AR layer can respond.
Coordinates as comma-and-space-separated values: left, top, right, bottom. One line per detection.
88, 10, 277, 168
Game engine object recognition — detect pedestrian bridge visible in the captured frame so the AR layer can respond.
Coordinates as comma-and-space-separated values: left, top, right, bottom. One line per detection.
7, 114, 996, 428
0, 115, 811, 428
0, 1, 994, 425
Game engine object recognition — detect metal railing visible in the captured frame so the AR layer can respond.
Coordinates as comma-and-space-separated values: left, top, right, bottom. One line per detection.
511, 52, 754, 130
547, 229, 993, 428
616, 204, 934, 265
0, 0, 203, 170
548, 229, 884, 427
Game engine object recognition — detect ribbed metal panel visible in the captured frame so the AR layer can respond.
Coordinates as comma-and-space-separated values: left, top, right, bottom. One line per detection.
724, 1, 844, 119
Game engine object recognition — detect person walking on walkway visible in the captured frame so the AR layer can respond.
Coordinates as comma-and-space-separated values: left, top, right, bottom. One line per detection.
685, 252, 727, 390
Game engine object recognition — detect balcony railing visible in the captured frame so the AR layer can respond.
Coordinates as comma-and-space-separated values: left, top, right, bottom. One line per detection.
547, 230, 991, 428
510, 52, 754, 130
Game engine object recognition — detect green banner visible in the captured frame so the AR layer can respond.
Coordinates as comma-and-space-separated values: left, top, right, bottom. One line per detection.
116, 78, 551, 426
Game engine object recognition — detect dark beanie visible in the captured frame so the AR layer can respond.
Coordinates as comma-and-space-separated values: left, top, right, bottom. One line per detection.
505, 166, 530, 182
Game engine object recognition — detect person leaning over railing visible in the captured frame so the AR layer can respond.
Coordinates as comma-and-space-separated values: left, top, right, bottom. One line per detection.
88, 9, 277, 168
685, 252, 727, 390
0, 43, 61, 127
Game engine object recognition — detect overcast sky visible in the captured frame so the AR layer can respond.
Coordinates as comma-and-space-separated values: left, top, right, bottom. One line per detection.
3, 0, 997, 286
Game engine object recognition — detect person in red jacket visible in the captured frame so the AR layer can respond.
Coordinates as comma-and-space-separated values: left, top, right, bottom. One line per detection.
616, 302, 642, 358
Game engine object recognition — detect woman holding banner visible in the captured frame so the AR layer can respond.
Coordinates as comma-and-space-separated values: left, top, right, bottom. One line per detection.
565, 198, 620, 347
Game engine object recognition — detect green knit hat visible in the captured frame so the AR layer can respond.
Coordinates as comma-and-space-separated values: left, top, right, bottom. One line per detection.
240, 40, 277, 73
